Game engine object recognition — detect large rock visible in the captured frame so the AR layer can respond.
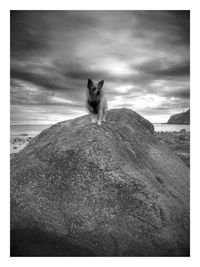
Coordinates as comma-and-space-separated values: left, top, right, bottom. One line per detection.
167, 109, 190, 124
154, 131, 190, 168
11, 108, 190, 256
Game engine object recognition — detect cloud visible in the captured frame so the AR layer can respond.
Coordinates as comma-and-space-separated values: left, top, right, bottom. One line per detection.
11, 65, 65, 91
164, 87, 190, 99
11, 11, 51, 59
132, 11, 190, 46
10, 11, 190, 124
136, 60, 190, 78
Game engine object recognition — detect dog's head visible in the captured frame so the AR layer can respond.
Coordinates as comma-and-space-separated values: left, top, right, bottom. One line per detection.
87, 79, 104, 96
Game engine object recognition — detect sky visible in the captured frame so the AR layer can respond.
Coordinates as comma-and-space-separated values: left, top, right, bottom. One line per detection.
10, 11, 190, 124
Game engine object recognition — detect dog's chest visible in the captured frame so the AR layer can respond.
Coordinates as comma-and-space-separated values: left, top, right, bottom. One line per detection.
88, 99, 100, 114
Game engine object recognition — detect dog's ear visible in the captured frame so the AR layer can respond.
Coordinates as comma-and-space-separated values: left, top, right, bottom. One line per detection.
97, 80, 104, 89
87, 79, 93, 89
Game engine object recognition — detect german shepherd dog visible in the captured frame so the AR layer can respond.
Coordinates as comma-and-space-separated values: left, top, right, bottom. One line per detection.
86, 79, 107, 126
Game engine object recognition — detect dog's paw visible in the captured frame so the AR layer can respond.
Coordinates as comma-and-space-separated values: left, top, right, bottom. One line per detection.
97, 120, 101, 126
102, 118, 106, 122
91, 119, 96, 123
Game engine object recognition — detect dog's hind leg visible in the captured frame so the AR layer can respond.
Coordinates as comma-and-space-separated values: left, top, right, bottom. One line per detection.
102, 110, 106, 122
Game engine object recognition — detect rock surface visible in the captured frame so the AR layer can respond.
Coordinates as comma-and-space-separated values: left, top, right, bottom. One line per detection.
11, 108, 190, 256
167, 109, 190, 124
155, 130, 190, 168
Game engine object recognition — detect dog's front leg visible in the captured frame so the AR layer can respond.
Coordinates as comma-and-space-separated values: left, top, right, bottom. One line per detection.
97, 110, 102, 126
102, 110, 106, 122
91, 113, 96, 123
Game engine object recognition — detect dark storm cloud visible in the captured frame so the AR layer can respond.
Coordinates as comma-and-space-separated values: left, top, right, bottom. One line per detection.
163, 87, 190, 99
55, 60, 105, 81
136, 60, 190, 79
166, 11, 190, 45
11, 58, 130, 94
10, 11, 100, 59
11, 57, 190, 97
11, 66, 65, 91
10, 10, 190, 123
152, 61, 190, 77
11, 11, 51, 59
173, 89, 190, 99
55, 60, 123, 83
132, 11, 190, 46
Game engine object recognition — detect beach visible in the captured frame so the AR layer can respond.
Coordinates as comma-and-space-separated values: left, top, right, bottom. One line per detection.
10, 134, 33, 154
10, 124, 52, 154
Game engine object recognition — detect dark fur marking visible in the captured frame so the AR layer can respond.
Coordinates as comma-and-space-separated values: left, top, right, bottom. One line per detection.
88, 100, 100, 114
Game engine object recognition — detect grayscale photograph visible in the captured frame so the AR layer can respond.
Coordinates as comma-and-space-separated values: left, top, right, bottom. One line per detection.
10, 10, 190, 256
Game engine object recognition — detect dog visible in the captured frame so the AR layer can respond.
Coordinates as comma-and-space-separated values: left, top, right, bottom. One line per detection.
86, 78, 107, 126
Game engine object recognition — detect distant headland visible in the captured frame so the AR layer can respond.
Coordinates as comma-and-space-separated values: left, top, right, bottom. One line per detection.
167, 109, 190, 124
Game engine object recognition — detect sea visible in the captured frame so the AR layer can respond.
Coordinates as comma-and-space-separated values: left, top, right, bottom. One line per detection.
10, 123, 190, 138
153, 123, 190, 132
10, 124, 53, 138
